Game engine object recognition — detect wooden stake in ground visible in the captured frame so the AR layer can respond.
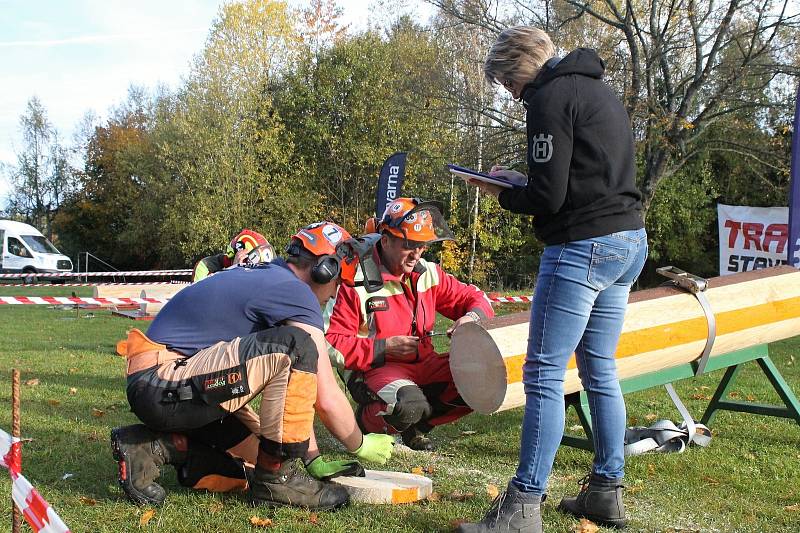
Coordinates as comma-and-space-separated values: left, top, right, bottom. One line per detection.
11, 368, 20, 533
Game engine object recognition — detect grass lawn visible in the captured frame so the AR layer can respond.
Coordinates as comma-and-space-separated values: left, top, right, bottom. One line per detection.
0, 285, 799, 532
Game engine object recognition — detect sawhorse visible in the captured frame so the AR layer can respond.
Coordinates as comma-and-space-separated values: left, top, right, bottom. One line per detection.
561, 344, 800, 450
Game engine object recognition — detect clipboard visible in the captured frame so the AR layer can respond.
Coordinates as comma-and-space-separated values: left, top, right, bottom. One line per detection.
447, 164, 514, 188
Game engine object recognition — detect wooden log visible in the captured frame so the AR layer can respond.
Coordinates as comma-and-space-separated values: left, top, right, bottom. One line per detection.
331, 470, 433, 504
92, 283, 186, 300
92, 283, 185, 316
450, 266, 800, 414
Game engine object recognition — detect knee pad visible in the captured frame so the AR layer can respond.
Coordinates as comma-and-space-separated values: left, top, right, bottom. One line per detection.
383, 385, 432, 431
187, 415, 252, 451
238, 325, 317, 374
177, 440, 248, 493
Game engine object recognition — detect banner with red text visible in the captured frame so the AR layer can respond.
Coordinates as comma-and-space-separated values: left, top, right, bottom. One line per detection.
718, 204, 789, 275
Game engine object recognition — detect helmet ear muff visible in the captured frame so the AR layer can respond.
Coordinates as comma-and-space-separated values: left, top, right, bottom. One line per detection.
285, 243, 302, 257
310, 255, 341, 284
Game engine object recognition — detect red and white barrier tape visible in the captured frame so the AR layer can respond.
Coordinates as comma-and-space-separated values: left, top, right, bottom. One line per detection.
0, 296, 169, 305
2, 428, 71, 533
489, 295, 533, 303
1, 428, 21, 473
0, 269, 191, 279
0, 282, 190, 287
2, 294, 530, 305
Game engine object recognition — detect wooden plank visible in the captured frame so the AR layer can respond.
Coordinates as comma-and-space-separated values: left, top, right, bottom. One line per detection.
111, 309, 154, 321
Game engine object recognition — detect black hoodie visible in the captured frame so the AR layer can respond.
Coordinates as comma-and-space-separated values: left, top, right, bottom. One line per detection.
498, 48, 643, 245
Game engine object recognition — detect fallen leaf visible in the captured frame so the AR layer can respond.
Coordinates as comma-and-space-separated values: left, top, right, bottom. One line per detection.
447, 491, 476, 501
460, 430, 477, 436
486, 484, 500, 499
25, 378, 40, 386
645, 413, 657, 421
428, 491, 441, 501
47, 399, 61, 407
647, 463, 656, 476
309, 513, 319, 525
69, 367, 79, 374
701, 476, 719, 485
411, 467, 424, 475
699, 385, 710, 390
208, 501, 223, 513
785, 503, 800, 512
249, 515, 273, 527
690, 394, 711, 400
574, 518, 599, 533
728, 391, 741, 399
424, 466, 435, 474
139, 509, 155, 526
69, 387, 78, 395
91, 408, 105, 418
746, 394, 757, 402
78, 496, 96, 505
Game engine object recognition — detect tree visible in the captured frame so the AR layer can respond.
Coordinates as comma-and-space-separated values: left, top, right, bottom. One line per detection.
301, 0, 349, 53
429, 0, 800, 215
156, 0, 314, 263
3, 97, 74, 236
273, 21, 455, 232
54, 87, 170, 268
426, 7, 542, 286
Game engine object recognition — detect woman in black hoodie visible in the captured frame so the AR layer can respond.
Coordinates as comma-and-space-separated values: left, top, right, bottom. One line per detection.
458, 27, 648, 533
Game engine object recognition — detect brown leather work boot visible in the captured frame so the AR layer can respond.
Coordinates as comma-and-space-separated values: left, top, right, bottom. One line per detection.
110, 424, 188, 505
558, 472, 627, 528
250, 459, 350, 510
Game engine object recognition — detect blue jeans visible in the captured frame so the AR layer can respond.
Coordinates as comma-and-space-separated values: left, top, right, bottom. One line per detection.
512, 229, 648, 494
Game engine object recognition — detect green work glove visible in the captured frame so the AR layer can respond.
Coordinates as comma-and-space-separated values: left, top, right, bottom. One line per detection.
305, 456, 365, 481
353, 433, 395, 464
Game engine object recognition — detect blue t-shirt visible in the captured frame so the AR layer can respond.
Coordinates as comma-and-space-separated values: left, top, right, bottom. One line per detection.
147, 259, 323, 356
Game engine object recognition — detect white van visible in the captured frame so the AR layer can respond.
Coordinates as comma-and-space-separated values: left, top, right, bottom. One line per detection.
0, 220, 73, 276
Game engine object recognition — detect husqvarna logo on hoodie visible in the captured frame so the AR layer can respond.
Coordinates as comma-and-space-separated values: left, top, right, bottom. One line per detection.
531, 133, 553, 163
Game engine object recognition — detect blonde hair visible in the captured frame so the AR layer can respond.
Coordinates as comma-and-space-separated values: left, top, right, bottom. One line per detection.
484, 26, 555, 87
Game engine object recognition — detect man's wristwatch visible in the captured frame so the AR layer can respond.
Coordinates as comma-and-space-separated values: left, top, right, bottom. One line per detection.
465, 311, 481, 324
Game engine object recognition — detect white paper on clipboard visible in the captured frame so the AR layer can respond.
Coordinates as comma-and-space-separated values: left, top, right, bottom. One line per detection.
447, 164, 514, 188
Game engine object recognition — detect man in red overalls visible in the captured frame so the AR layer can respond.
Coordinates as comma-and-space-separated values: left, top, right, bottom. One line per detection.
326, 198, 494, 451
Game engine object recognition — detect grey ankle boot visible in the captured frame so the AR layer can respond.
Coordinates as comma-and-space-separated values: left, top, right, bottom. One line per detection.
558, 472, 626, 528
457, 481, 543, 533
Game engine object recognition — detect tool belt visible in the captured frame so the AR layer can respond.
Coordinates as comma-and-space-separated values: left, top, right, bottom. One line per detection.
116, 328, 186, 376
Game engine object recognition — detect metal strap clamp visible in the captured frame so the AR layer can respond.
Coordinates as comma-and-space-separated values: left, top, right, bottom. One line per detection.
656, 266, 716, 376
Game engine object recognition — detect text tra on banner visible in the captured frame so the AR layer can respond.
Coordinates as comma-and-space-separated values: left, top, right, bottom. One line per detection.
718, 204, 789, 275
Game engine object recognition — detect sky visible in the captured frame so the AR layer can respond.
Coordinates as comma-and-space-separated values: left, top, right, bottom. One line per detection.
0, 0, 430, 204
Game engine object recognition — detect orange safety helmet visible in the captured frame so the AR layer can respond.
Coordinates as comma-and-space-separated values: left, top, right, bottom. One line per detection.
377, 197, 454, 247
226, 229, 270, 259
287, 222, 383, 291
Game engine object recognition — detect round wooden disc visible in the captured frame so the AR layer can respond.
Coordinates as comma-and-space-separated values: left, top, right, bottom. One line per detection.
449, 321, 507, 414
331, 470, 433, 504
